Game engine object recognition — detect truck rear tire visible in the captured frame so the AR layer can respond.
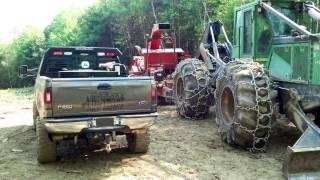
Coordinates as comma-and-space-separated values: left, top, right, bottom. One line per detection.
215, 61, 277, 151
36, 119, 57, 163
126, 127, 150, 153
173, 59, 214, 119
33, 102, 38, 131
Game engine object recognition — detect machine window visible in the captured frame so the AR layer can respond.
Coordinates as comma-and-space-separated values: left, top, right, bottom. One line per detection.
256, 13, 272, 55
243, 10, 252, 54
267, 8, 297, 37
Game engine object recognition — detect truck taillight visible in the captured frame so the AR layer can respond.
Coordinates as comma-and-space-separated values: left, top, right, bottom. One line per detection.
53, 51, 63, 56
44, 89, 52, 104
106, 52, 115, 57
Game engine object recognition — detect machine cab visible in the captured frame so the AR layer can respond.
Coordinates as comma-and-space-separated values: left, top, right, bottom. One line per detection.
232, 0, 320, 83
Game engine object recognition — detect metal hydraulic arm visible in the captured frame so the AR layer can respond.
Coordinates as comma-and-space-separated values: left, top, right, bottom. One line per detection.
259, 1, 314, 36
198, 21, 231, 81
304, 1, 320, 22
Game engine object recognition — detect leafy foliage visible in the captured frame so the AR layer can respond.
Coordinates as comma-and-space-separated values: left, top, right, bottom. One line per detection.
0, 43, 11, 88
0, 27, 45, 88
44, 9, 84, 46
0, 0, 252, 88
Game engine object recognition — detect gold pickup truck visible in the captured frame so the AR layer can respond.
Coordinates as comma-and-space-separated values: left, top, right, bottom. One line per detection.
19, 47, 158, 163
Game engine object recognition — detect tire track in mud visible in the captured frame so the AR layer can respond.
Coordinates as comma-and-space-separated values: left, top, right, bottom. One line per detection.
0, 99, 297, 179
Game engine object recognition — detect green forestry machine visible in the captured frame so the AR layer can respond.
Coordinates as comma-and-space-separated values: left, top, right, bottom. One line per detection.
173, 0, 320, 178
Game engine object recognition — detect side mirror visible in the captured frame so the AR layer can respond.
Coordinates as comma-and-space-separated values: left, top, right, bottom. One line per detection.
18, 65, 28, 78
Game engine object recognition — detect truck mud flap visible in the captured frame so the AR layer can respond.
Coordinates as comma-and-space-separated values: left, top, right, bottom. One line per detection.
284, 126, 320, 179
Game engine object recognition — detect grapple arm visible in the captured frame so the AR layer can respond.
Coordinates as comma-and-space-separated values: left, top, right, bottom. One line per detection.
304, 1, 320, 22
198, 21, 232, 75
259, 1, 313, 36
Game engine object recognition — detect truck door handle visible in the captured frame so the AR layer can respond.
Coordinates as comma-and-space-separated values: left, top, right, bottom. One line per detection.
97, 83, 112, 90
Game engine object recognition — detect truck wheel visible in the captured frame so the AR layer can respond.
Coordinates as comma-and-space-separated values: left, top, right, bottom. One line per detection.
126, 127, 150, 153
215, 61, 277, 152
173, 59, 214, 119
33, 102, 38, 131
36, 119, 57, 163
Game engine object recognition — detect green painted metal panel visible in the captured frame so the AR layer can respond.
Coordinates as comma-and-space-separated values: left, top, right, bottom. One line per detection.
273, 46, 291, 65
312, 43, 320, 85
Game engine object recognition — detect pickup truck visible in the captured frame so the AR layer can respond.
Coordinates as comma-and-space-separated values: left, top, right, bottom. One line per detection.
19, 47, 158, 163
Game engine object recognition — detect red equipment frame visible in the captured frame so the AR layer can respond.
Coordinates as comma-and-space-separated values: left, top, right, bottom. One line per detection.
130, 23, 190, 103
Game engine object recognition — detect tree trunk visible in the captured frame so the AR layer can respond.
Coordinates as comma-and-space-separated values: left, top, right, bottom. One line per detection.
151, 0, 158, 24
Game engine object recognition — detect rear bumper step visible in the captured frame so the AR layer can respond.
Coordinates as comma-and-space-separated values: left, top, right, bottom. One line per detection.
44, 113, 158, 134
81, 125, 129, 134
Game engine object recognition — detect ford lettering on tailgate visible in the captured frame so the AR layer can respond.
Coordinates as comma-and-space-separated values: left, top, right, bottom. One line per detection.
82, 92, 124, 111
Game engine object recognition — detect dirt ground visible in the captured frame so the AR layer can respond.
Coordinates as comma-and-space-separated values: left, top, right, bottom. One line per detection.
0, 88, 300, 180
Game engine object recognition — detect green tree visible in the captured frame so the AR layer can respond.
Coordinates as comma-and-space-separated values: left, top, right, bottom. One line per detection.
75, 0, 153, 55
0, 43, 12, 88
44, 9, 84, 46
9, 27, 45, 87
207, 0, 252, 38
157, 0, 203, 53
0, 0, 255, 89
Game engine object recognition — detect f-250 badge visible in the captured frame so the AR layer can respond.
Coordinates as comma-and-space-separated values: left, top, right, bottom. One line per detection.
138, 101, 147, 105
58, 105, 73, 110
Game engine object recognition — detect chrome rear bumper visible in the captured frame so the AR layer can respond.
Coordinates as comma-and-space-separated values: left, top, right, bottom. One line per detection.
44, 113, 158, 134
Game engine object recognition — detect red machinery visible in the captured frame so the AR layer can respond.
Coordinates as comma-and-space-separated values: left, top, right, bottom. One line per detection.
130, 23, 190, 103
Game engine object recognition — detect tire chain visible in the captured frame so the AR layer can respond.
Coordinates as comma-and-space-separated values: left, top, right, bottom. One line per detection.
174, 59, 215, 119
217, 61, 274, 152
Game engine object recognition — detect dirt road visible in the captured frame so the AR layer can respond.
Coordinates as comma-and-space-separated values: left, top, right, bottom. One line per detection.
0, 89, 299, 179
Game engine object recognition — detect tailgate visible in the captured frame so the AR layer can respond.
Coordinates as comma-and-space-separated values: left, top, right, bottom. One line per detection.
51, 77, 152, 117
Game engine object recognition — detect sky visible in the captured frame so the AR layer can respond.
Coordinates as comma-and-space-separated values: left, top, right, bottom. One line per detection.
0, 0, 96, 42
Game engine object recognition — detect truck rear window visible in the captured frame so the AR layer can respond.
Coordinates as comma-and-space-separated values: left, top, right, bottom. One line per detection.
40, 49, 121, 78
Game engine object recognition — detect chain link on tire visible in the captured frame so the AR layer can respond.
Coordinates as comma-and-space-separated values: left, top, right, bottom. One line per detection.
173, 59, 215, 119
215, 61, 277, 152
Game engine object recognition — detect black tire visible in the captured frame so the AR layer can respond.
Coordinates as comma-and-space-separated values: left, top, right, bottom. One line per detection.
173, 59, 214, 119
32, 102, 38, 131
215, 61, 277, 151
126, 127, 150, 153
36, 119, 57, 163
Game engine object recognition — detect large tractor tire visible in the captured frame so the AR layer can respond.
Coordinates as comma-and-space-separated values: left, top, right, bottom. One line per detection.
173, 59, 214, 119
36, 119, 57, 163
126, 127, 150, 153
215, 61, 277, 152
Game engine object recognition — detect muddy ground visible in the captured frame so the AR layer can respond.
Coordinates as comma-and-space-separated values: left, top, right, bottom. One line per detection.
0, 89, 300, 180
